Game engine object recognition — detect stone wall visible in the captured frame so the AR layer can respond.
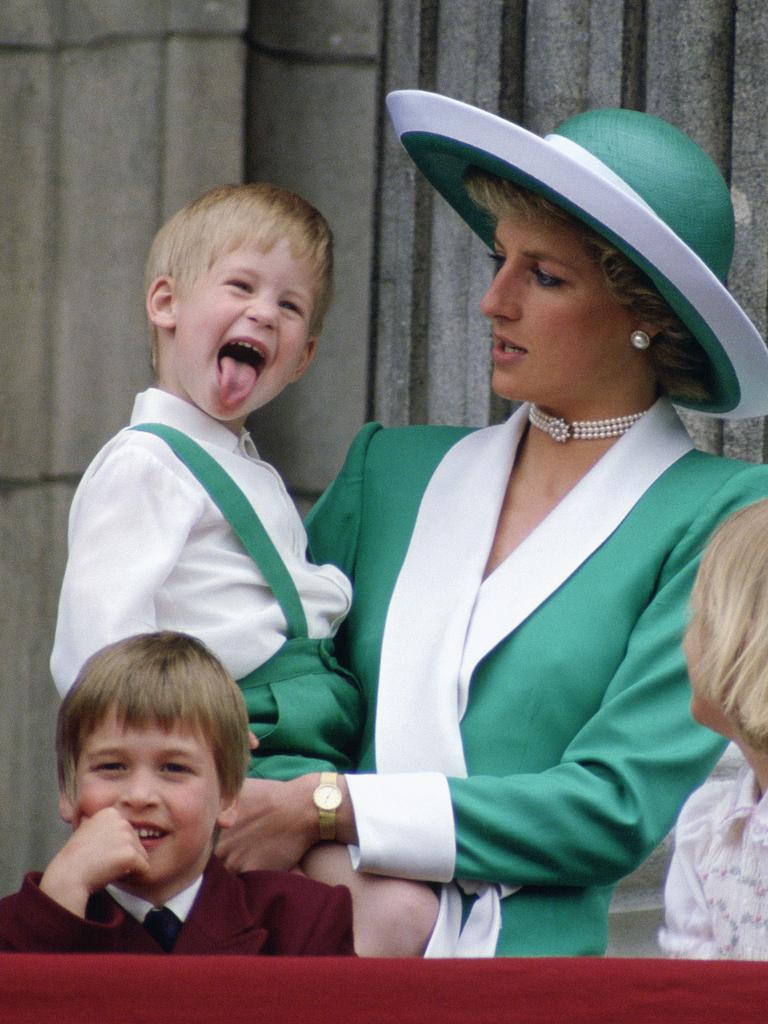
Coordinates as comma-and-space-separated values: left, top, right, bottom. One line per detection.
245, 1, 378, 503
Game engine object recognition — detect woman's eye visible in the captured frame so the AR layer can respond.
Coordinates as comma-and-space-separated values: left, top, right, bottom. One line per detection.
487, 252, 505, 276
533, 267, 562, 287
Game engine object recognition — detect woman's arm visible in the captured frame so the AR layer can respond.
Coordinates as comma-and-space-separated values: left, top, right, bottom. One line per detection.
314, 450, 768, 890
445, 472, 768, 890
216, 774, 358, 872
250, 428, 768, 896
350, 472, 768, 895
306, 421, 383, 574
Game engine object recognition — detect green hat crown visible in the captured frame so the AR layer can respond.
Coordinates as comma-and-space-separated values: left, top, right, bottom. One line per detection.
554, 108, 734, 283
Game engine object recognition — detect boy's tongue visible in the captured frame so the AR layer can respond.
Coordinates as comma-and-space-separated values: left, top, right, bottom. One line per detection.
219, 354, 258, 410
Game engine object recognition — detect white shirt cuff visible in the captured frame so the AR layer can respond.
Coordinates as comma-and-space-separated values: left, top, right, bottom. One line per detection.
345, 772, 455, 882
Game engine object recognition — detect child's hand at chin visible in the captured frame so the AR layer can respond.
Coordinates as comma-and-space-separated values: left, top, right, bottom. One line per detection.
40, 807, 151, 918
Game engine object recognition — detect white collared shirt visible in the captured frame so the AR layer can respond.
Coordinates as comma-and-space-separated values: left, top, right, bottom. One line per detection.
107, 874, 203, 925
660, 762, 768, 960
50, 388, 351, 693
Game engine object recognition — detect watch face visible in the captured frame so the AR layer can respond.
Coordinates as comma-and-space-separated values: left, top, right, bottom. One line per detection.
315, 784, 342, 810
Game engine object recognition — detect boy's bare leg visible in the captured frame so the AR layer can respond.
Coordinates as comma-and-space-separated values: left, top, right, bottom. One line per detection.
301, 843, 439, 957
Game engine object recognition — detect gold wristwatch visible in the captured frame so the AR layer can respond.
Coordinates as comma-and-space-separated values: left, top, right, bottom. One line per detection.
312, 771, 342, 841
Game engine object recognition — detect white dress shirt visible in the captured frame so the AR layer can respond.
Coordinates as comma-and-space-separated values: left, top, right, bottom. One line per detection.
50, 388, 351, 694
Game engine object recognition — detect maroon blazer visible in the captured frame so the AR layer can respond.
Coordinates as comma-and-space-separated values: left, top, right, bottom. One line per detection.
0, 855, 354, 955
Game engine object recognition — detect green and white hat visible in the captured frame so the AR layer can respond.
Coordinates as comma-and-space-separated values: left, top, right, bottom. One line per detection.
387, 89, 768, 418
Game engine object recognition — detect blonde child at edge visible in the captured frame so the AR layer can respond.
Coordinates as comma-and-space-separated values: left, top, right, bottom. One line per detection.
49, 184, 438, 956
660, 498, 768, 960
0, 632, 354, 954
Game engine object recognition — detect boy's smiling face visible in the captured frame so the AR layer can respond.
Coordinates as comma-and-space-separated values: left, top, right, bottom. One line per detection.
148, 238, 318, 433
59, 709, 238, 905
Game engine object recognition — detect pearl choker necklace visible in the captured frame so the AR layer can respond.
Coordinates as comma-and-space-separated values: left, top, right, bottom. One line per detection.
528, 404, 649, 443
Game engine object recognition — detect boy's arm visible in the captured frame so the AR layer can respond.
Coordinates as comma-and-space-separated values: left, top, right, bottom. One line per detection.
0, 875, 126, 952
0, 809, 150, 952
40, 808, 150, 918
51, 442, 203, 695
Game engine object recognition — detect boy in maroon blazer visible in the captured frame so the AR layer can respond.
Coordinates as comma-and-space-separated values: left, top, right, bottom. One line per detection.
0, 632, 354, 955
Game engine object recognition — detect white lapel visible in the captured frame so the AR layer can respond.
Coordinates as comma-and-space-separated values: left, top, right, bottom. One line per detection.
458, 398, 693, 695
374, 398, 692, 775
375, 411, 526, 774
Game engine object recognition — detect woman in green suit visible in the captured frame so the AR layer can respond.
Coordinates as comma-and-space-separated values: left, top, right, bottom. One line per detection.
220, 93, 768, 956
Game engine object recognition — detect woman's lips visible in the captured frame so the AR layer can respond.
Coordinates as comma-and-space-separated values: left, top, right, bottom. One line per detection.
492, 336, 527, 362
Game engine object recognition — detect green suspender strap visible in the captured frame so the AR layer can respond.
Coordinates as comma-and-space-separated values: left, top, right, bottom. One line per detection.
132, 422, 308, 638
131, 422, 361, 779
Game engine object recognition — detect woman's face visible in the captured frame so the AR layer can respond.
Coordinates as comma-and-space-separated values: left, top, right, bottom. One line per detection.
481, 214, 658, 420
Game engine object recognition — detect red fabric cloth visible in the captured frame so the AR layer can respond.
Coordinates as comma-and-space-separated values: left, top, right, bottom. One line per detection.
0, 856, 353, 956
0, 956, 765, 1023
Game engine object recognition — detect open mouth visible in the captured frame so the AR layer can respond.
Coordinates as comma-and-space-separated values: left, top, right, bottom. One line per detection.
495, 339, 528, 356
217, 341, 266, 409
218, 341, 266, 373
133, 825, 167, 841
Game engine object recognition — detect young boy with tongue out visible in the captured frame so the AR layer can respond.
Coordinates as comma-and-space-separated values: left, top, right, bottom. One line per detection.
50, 183, 361, 782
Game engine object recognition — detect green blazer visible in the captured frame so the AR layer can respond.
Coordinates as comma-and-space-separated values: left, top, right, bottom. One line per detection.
307, 410, 768, 956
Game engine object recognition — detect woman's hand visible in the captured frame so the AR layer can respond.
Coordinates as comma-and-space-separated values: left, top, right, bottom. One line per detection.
217, 773, 359, 873
216, 776, 320, 872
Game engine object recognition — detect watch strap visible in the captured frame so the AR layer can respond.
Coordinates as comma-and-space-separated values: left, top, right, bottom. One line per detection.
317, 771, 339, 841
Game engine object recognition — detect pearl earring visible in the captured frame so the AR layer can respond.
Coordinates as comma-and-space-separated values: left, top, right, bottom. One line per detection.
630, 329, 651, 350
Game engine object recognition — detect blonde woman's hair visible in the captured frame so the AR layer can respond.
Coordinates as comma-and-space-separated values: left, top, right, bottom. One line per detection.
145, 182, 334, 362
57, 632, 251, 801
465, 169, 711, 405
689, 499, 768, 752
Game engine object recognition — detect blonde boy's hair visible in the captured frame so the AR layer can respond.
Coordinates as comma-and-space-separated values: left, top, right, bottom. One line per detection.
145, 182, 334, 361
689, 499, 768, 752
57, 632, 251, 801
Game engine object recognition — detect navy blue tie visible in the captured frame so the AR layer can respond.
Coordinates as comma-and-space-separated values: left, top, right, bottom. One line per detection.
143, 906, 182, 951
